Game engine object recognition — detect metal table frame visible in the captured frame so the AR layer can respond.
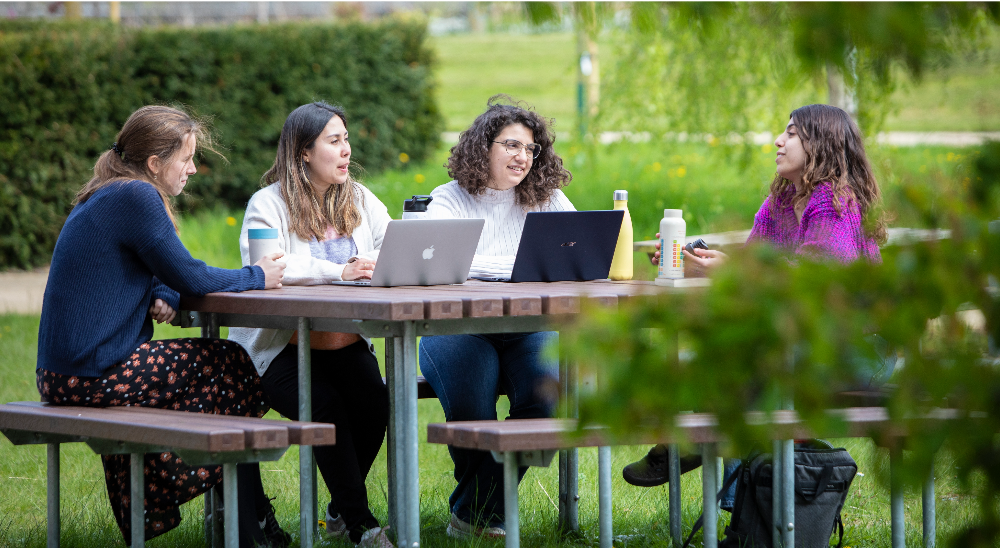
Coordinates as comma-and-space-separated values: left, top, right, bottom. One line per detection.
184, 308, 578, 547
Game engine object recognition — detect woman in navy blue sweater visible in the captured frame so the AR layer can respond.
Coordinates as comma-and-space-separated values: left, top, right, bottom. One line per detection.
36, 106, 286, 546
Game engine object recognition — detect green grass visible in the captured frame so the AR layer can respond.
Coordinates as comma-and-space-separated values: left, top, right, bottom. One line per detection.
0, 308, 986, 547
430, 32, 585, 133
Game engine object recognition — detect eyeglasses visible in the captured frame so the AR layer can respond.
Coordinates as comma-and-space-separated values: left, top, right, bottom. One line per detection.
492, 139, 541, 159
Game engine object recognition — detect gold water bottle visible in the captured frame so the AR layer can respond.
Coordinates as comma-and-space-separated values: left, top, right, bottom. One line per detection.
609, 190, 633, 280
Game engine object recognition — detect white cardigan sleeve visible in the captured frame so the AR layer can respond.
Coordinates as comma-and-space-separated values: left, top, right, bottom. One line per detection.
239, 185, 346, 284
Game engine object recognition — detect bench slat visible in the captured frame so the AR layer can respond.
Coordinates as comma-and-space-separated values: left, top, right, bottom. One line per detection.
0, 403, 247, 452
129, 406, 336, 446
428, 408, 969, 452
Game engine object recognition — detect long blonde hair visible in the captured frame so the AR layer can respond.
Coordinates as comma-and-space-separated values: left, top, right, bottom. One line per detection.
76, 105, 214, 231
261, 102, 363, 240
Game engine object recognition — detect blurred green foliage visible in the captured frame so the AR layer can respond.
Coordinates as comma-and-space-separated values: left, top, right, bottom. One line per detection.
563, 141, 1000, 545
0, 18, 443, 270
598, 2, 1000, 140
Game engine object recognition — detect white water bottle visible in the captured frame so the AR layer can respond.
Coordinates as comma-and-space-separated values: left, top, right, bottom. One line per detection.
657, 209, 685, 280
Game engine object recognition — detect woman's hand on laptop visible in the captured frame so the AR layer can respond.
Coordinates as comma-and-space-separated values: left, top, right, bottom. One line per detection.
149, 299, 176, 324
344, 258, 375, 281
255, 252, 286, 289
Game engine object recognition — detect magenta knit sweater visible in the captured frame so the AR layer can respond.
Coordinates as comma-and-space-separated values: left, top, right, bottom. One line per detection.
747, 183, 881, 263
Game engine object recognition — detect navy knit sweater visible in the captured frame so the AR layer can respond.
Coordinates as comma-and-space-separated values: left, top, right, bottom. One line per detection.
37, 180, 265, 377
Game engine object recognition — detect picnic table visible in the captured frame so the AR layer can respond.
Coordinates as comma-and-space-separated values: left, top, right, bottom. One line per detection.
178, 279, 683, 547
633, 227, 952, 261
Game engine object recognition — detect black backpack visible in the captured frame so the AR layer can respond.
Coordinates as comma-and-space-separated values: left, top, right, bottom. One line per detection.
686, 439, 858, 548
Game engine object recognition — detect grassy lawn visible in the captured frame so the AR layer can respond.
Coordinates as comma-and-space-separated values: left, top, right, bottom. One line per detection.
0, 311, 984, 547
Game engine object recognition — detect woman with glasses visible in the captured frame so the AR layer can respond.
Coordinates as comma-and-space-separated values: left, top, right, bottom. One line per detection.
419, 94, 574, 539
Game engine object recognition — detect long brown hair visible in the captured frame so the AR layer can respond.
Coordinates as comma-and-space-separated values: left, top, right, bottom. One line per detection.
769, 104, 887, 244
76, 105, 214, 231
262, 102, 363, 240
447, 94, 572, 208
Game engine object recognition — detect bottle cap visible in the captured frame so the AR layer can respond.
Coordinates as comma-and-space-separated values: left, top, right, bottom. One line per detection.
403, 195, 433, 213
664, 209, 682, 218
613, 190, 628, 201
248, 228, 278, 239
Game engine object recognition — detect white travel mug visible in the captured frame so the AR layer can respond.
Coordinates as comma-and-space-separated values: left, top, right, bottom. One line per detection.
247, 228, 280, 264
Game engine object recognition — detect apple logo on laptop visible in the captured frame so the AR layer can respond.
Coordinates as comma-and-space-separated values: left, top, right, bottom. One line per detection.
422, 245, 435, 260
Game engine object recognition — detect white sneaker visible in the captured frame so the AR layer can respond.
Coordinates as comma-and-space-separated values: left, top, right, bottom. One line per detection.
324, 505, 347, 538
446, 513, 505, 539
357, 526, 394, 548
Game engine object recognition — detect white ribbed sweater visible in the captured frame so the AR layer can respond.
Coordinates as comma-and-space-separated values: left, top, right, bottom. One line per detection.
426, 181, 576, 278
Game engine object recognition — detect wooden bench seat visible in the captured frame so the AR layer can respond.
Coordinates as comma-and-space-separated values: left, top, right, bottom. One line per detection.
0, 401, 336, 548
428, 408, 961, 548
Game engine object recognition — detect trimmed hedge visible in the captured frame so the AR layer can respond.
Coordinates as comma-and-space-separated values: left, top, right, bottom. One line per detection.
0, 19, 442, 269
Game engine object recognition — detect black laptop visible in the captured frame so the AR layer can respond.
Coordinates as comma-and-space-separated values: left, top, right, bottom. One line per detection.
474, 210, 625, 282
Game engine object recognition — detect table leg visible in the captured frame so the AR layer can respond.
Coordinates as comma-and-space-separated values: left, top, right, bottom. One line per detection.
772, 439, 782, 545
211, 488, 223, 547
312, 456, 319, 537
701, 443, 718, 548
504, 451, 520, 549
131, 452, 144, 548
668, 444, 681, 546
297, 317, 314, 548
47, 443, 59, 548
385, 339, 397, 535
204, 490, 212, 547
891, 445, 905, 548
201, 315, 222, 547
558, 358, 579, 532
397, 321, 420, 547
923, 463, 935, 548
223, 463, 238, 549
782, 438, 795, 548
598, 446, 612, 548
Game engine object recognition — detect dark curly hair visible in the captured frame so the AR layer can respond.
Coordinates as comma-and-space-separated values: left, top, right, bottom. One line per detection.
447, 94, 572, 207
769, 104, 888, 245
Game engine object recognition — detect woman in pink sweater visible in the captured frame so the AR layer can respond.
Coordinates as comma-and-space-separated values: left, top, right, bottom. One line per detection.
626, 104, 890, 489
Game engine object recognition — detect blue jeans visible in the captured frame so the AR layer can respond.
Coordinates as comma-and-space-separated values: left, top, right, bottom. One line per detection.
419, 331, 559, 527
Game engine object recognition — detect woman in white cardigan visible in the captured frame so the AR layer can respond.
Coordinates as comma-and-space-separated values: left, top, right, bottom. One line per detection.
421, 95, 574, 539
228, 102, 392, 548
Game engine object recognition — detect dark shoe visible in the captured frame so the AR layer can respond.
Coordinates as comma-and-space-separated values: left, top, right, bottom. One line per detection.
622, 444, 702, 487
258, 498, 292, 548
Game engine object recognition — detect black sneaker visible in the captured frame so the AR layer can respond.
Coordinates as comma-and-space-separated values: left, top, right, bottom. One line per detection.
258, 498, 292, 548
622, 444, 702, 487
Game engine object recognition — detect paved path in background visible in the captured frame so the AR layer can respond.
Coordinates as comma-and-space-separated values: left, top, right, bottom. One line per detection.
442, 131, 1000, 146
3, 132, 997, 315
0, 268, 48, 315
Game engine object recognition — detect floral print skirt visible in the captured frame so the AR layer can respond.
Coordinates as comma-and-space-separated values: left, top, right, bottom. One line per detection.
37, 338, 268, 543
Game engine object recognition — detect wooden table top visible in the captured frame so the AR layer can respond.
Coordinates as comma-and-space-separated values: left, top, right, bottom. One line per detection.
180, 279, 679, 322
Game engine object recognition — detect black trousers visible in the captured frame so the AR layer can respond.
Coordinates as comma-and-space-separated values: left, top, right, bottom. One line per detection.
261, 340, 389, 542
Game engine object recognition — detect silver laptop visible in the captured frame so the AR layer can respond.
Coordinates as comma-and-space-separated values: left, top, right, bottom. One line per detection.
331, 219, 485, 287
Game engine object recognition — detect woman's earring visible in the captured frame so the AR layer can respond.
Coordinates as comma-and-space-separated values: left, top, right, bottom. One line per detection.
153, 173, 158, 180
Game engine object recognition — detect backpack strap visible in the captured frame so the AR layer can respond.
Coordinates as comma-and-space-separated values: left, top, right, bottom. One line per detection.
801, 465, 834, 502
834, 514, 845, 547
683, 465, 743, 548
